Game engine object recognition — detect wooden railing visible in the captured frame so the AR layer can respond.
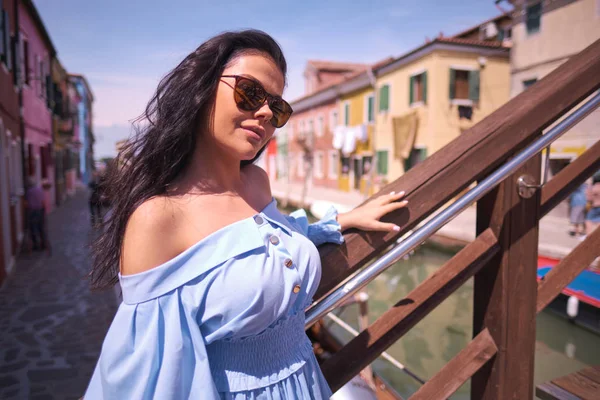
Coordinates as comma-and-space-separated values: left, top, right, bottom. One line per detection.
314, 38, 600, 399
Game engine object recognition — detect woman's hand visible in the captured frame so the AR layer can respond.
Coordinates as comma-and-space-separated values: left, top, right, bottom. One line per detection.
337, 191, 408, 233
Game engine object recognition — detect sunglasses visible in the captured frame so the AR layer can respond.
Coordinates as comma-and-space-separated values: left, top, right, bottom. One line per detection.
221, 75, 293, 128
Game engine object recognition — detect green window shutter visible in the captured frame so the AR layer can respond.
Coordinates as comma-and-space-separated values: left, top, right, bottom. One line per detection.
449, 69, 456, 100
379, 84, 389, 112
12, 34, 19, 85
368, 96, 374, 122
422, 71, 428, 105
344, 103, 350, 125
526, 3, 541, 34
2, 9, 12, 69
377, 150, 388, 175
409, 76, 414, 105
469, 70, 480, 102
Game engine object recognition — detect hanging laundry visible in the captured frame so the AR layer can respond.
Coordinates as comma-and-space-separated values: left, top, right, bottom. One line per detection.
393, 112, 419, 160
333, 125, 345, 150
342, 127, 357, 156
355, 124, 368, 142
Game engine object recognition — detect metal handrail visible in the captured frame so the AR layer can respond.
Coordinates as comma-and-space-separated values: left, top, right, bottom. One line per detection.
306, 91, 600, 329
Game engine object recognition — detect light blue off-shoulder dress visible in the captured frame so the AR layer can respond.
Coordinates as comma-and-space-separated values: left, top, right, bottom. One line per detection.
85, 198, 344, 400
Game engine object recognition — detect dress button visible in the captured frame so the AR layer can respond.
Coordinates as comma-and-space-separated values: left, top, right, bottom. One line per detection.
269, 236, 280, 245
293, 285, 301, 294
284, 258, 293, 268
254, 215, 264, 225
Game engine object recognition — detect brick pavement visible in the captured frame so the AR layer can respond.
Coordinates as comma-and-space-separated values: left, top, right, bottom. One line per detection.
0, 190, 118, 400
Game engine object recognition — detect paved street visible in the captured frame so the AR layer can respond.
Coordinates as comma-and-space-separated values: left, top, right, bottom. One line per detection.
0, 190, 118, 400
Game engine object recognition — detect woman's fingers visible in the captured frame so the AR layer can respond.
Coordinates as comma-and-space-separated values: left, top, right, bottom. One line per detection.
382, 200, 409, 214
371, 221, 401, 232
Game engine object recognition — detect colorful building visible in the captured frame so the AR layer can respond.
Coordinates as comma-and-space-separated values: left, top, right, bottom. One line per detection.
0, 0, 24, 283
282, 61, 368, 192
19, 0, 56, 212
51, 58, 79, 204
68, 73, 94, 185
372, 33, 511, 189
498, 0, 600, 175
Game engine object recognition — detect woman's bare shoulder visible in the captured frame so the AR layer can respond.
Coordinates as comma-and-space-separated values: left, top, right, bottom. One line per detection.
121, 196, 183, 276
242, 164, 272, 202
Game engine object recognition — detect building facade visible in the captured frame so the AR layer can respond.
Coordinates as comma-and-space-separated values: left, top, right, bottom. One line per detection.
20, 0, 56, 212
52, 58, 79, 205
373, 38, 511, 188
502, 0, 600, 173
68, 74, 94, 185
0, 0, 23, 283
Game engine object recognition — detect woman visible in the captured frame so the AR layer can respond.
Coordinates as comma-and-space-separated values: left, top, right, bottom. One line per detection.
86, 30, 407, 399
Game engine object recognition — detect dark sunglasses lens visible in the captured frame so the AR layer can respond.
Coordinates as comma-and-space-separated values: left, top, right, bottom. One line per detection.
268, 98, 293, 128
234, 78, 265, 111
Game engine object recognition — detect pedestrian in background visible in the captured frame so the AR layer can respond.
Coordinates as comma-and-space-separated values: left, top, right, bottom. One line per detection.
88, 172, 103, 227
568, 182, 587, 237
24, 177, 47, 251
583, 174, 600, 240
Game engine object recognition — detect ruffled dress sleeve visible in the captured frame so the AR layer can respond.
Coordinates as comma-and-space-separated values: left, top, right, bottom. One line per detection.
285, 206, 344, 247
84, 291, 220, 400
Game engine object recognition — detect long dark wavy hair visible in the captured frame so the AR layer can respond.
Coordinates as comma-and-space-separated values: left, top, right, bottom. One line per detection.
90, 30, 287, 289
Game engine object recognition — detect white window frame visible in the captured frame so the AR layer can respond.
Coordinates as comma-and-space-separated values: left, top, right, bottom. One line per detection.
328, 150, 338, 179
378, 81, 392, 114
314, 151, 324, 178
297, 153, 305, 177
409, 69, 426, 107
307, 118, 314, 134
364, 92, 375, 123
449, 66, 477, 106
316, 114, 324, 137
343, 100, 350, 126
329, 109, 338, 130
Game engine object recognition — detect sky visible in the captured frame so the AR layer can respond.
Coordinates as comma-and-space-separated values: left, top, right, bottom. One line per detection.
33, 0, 507, 159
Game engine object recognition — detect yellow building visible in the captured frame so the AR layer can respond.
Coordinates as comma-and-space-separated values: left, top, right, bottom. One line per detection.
373, 37, 511, 187
336, 84, 375, 193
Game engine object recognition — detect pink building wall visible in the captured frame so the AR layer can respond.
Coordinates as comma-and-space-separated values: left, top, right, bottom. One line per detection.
20, 2, 54, 211
284, 101, 339, 190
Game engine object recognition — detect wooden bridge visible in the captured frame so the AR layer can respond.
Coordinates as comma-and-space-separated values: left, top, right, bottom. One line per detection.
311, 38, 600, 399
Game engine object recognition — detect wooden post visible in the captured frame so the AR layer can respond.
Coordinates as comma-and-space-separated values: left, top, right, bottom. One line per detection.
472, 154, 541, 399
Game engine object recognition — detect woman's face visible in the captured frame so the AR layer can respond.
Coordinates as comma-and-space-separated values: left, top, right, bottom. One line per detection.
208, 52, 285, 161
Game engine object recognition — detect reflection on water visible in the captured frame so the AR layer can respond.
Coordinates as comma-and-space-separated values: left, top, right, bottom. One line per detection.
326, 245, 600, 399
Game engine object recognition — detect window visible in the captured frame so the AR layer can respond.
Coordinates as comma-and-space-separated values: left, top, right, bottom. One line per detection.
307, 118, 314, 134
328, 150, 338, 179
330, 110, 338, 129
410, 71, 427, 105
344, 102, 350, 126
317, 115, 324, 137
526, 2, 542, 35
288, 121, 294, 140
362, 155, 373, 176
40, 58, 45, 98
376, 150, 388, 175
379, 84, 390, 112
297, 153, 305, 177
523, 78, 537, 90
498, 27, 512, 41
341, 156, 351, 175
1, 7, 12, 70
365, 94, 374, 123
314, 151, 324, 178
449, 68, 479, 103
404, 148, 427, 172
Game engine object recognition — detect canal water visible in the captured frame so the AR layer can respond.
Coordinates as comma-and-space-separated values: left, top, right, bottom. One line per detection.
325, 245, 600, 399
